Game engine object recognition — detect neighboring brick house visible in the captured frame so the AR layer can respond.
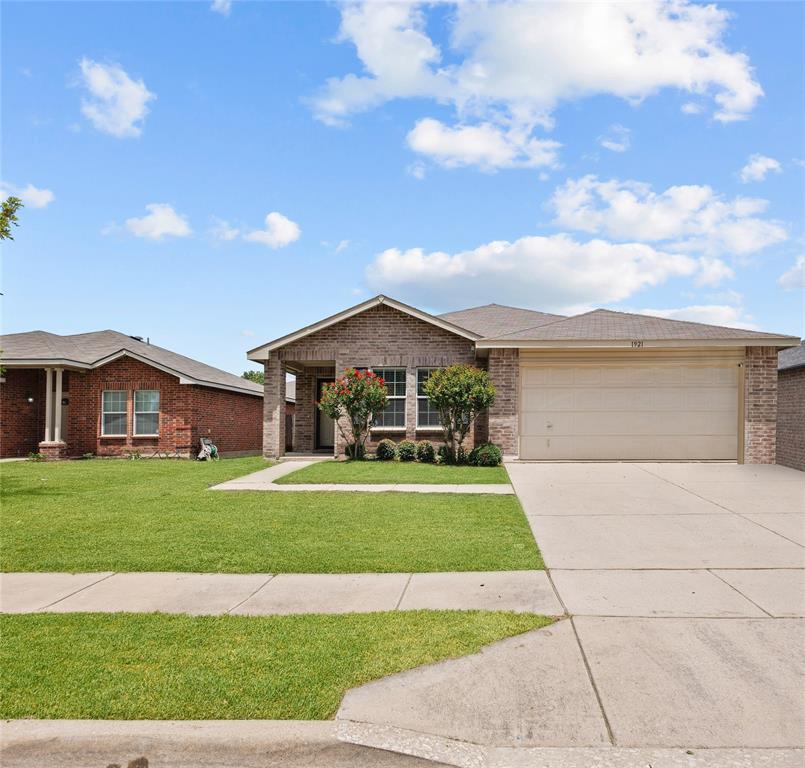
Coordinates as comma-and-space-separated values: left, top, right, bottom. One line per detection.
0, 330, 272, 459
247, 295, 799, 464
776, 342, 805, 471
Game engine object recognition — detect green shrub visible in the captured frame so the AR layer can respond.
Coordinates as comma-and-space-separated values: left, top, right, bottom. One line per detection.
415, 440, 436, 463
27, 452, 45, 462
468, 443, 503, 467
375, 439, 397, 461
398, 440, 417, 462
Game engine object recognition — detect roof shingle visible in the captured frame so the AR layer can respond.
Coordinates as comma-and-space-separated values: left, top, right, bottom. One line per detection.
0, 330, 263, 396
438, 304, 565, 338
488, 309, 796, 342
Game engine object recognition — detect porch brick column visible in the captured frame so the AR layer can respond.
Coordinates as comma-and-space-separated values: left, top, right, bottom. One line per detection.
744, 346, 778, 464
333, 360, 348, 459
294, 369, 316, 452
487, 348, 519, 457
263, 356, 286, 459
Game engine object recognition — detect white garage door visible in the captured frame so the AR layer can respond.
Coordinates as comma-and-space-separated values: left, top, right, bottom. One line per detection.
520, 360, 740, 461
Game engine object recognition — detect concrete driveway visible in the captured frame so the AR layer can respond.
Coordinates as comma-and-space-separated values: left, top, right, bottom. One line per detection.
337, 462, 804, 766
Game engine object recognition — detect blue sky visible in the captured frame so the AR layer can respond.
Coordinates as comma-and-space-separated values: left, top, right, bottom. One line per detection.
2, 0, 803, 375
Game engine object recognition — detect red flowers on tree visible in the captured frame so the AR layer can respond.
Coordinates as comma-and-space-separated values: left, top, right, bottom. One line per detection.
318, 368, 387, 459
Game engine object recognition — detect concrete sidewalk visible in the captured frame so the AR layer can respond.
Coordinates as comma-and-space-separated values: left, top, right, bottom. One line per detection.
209, 461, 514, 494
0, 570, 563, 616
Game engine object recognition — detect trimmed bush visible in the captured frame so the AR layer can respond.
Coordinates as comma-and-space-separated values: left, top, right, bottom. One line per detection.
468, 443, 503, 467
375, 439, 397, 461
398, 440, 417, 462
415, 440, 436, 463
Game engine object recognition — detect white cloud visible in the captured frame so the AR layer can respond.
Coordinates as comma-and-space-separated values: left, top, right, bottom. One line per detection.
681, 101, 703, 115
335, 239, 350, 254
366, 233, 697, 311
407, 118, 560, 171
550, 175, 787, 256
312, 0, 763, 167
125, 203, 191, 240
211, 0, 231, 16
78, 58, 155, 138
244, 212, 300, 249
639, 305, 757, 329
739, 154, 782, 183
598, 124, 631, 153
695, 257, 735, 286
0, 181, 55, 208
210, 217, 240, 241
407, 162, 426, 180
778, 256, 805, 291
241, 329, 256, 337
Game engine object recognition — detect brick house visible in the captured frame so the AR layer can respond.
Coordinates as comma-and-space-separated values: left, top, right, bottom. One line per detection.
0, 330, 272, 459
776, 342, 805, 471
247, 295, 799, 463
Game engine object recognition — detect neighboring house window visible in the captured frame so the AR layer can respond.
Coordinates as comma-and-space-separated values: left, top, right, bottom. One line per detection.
417, 368, 441, 428
372, 367, 406, 428
101, 390, 128, 436
134, 390, 160, 436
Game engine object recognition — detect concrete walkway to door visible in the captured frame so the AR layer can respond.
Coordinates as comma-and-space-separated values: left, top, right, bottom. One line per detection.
336, 462, 805, 767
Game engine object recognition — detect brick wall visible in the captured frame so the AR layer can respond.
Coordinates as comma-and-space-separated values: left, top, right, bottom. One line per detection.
191, 384, 263, 456
487, 348, 519, 456
0, 357, 263, 459
265, 303, 478, 457
0, 369, 46, 457
744, 346, 778, 464
776, 366, 804, 471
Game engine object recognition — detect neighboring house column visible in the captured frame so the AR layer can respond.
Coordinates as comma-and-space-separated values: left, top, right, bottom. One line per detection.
487, 348, 519, 457
53, 368, 64, 443
43, 367, 53, 442
405, 366, 417, 442
744, 346, 778, 464
263, 356, 286, 459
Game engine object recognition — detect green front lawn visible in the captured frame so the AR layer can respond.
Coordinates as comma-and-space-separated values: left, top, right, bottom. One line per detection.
275, 459, 510, 484
1, 459, 541, 573
0, 611, 552, 719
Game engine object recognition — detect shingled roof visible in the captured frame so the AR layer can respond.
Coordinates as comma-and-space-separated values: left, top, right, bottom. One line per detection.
481, 309, 798, 344
779, 342, 805, 371
0, 330, 263, 397
438, 304, 565, 338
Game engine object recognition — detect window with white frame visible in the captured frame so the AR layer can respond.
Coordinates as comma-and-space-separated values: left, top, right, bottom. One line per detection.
372, 368, 406, 428
101, 390, 128, 436
134, 390, 160, 436
417, 368, 441, 428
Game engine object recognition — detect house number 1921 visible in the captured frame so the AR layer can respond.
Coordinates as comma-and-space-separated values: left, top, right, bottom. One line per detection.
631, 340, 644, 348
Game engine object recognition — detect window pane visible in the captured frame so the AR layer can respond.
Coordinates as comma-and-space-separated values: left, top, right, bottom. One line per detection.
418, 398, 441, 427
103, 390, 126, 412
135, 390, 160, 412
375, 368, 406, 397
374, 397, 405, 428
417, 368, 435, 396
135, 413, 159, 435
102, 412, 127, 435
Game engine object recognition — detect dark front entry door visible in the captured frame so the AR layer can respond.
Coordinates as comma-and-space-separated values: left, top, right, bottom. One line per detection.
316, 379, 335, 449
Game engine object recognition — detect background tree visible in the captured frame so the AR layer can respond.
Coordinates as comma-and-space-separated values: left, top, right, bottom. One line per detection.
423, 364, 496, 464
1, 197, 23, 240
241, 370, 265, 385
318, 368, 387, 459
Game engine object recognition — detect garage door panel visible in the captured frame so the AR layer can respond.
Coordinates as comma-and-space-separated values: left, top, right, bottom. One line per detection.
520, 362, 739, 461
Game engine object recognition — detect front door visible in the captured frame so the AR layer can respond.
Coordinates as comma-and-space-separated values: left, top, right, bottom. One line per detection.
316, 379, 335, 449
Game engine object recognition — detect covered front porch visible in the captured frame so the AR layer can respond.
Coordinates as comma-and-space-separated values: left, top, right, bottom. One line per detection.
0, 366, 72, 459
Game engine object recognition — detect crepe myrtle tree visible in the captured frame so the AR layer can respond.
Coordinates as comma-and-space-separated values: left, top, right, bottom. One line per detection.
318, 368, 387, 459
424, 364, 496, 464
